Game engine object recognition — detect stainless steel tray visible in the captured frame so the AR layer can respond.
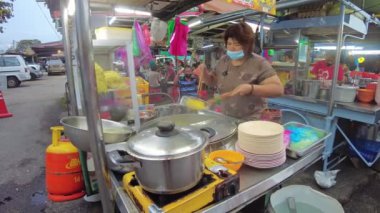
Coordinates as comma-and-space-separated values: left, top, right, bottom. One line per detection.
284, 122, 331, 159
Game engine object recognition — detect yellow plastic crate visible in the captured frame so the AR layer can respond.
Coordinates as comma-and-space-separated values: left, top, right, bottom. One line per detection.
113, 77, 149, 105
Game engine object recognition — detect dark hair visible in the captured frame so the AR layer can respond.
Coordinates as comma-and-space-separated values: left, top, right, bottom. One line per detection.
284, 51, 293, 59
192, 62, 200, 68
224, 21, 255, 55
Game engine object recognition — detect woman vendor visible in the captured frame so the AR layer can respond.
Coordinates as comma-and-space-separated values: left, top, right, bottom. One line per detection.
201, 21, 284, 120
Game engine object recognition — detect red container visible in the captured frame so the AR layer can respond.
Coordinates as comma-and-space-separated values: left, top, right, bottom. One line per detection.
366, 82, 378, 91
46, 127, 85, 202
357, 89, 375, 103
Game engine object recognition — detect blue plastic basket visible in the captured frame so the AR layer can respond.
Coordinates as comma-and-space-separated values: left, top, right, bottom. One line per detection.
348, 139, 380, 162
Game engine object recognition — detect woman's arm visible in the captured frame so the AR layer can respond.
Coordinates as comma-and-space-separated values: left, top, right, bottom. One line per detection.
200, 63, 217, 87
228, 75, 284, 98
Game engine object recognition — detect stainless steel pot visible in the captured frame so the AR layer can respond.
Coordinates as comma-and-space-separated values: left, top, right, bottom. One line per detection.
108, 121, 215, 194
301, 80, 320, 99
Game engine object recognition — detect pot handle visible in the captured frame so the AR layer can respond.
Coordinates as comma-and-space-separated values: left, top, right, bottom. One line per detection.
200, 127, 216, 138
107, 150, 141, 169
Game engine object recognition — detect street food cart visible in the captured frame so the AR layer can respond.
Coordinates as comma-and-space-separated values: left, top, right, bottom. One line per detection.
52, 0, 378, 212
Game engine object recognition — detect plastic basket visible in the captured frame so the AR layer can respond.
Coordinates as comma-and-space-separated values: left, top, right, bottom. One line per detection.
348, 139, 380, 162
113, 77, 149, 105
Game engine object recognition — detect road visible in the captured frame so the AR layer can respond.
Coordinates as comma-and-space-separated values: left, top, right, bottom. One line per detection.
0, 75, 101, 213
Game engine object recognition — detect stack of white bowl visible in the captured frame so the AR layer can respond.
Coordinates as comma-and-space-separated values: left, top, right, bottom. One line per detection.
236, 121, 286, 169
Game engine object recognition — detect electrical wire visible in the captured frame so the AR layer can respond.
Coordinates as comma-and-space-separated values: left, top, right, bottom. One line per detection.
35, 1, 61, 39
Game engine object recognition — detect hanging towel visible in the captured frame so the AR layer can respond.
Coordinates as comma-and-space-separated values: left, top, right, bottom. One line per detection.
169, 17, 189, 56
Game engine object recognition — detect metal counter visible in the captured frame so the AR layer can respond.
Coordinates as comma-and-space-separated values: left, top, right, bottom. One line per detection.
269, 95, 380, 124
109, 144, 324, 213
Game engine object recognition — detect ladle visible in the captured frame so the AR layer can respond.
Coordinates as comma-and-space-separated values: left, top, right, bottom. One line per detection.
214, 157, 243, 164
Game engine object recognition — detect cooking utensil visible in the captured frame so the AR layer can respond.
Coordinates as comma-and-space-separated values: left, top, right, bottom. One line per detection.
287, 197, 297, 213
141, 113, 237, 145
318, 88, 330, 101
60, 116, 134, 151
301, 80, 320, 99
108, 121, 215, 194
214, 157, 243, 164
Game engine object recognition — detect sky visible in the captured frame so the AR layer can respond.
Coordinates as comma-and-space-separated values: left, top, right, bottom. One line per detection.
0, 0, 62, 52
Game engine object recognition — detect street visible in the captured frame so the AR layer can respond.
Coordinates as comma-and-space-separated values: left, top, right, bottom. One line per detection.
0, 75, 101, 213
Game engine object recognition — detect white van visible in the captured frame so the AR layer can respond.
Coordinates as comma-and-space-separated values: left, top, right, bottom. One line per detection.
0, 55, 31, 88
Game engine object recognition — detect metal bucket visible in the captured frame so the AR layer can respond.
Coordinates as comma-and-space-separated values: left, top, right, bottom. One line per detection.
301, 80, 320, 99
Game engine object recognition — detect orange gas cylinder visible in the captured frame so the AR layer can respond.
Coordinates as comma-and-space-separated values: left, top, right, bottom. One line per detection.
46, 126, 85, 202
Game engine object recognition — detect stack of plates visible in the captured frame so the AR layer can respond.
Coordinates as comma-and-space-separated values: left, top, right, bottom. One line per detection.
237, 121, 286, 169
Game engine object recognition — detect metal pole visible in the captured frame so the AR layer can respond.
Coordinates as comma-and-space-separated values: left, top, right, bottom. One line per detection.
74, 0, 114, 212
259, 14, 265, 55
126, 42, 140, 130
327, 3, 345, 116
60, 0, 78, 116
293, 30, 302, 95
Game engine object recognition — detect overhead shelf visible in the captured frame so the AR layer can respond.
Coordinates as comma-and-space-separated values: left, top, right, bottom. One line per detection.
92, 39, 129, 53
270, 15, 368, 37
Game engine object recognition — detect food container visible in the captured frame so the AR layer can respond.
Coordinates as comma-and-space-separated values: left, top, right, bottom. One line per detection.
357, 88, 375, 103
284, 122, 331, 159
366, 82, 378, 91
107, 121, 215, 194
301, 80, 320, 99
60, 116, 134, 152
335, 85, 358, 102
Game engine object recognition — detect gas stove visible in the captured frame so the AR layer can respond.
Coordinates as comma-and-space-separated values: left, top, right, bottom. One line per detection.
122, 168, 239, 213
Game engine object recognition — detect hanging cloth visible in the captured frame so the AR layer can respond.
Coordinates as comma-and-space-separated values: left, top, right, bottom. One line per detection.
132, 22, 141, 57
134, 21, 153, 66
166, 19, 175, 46
169, 17, 189, 56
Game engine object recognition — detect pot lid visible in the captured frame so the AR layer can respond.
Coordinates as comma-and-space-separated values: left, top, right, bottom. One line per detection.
126, 121, 208, 160
141, 113, 237, 144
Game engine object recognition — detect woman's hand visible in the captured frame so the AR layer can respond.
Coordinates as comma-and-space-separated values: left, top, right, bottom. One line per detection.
229, 83, 253, 96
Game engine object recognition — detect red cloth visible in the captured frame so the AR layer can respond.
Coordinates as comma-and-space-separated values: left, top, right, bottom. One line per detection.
350, 71, 379, 80
311, 60, 344, 81
169, 17, 189, 56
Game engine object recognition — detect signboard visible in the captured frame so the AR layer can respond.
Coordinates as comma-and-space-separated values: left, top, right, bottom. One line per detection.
231, 0, 276, 15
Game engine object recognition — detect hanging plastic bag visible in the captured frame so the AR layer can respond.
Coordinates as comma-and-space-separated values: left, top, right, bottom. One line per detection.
132, 23, 140, 57
151, 18, 167, 42
169, 17, 189, 56
142, 24, 151, 46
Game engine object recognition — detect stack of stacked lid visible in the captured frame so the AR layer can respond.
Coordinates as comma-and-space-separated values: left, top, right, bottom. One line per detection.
236, 121, 286, 169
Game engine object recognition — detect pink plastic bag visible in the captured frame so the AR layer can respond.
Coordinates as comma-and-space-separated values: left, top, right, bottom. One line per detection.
142, 24, 151, 46
134, 21, 153, 65
169, 17, 189, 56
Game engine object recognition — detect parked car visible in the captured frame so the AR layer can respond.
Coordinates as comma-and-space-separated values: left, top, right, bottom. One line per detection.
46, 59, 65, 75
27, 63, 43, 80
0, 55, 31, 88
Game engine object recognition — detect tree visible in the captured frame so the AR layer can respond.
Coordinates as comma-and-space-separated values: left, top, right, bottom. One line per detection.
0, 0, 15, 33
16, 39, 41, 53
